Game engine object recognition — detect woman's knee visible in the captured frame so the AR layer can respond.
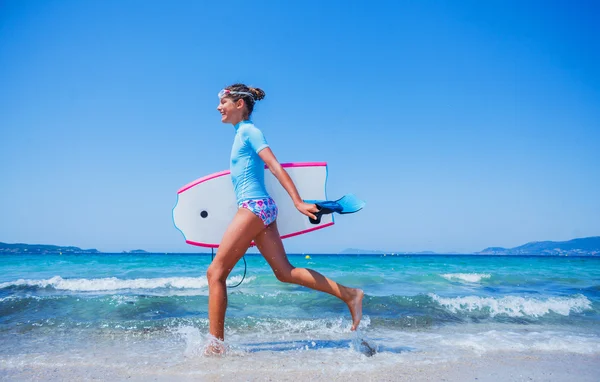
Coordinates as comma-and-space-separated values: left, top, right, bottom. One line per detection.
274, 266, 295, 283
206, 264, 228, 284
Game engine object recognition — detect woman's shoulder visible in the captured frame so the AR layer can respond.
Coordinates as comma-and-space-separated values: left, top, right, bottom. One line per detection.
239, 122, 265, 136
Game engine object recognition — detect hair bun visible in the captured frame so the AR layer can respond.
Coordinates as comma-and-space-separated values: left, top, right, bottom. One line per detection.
249, 87, 265, 101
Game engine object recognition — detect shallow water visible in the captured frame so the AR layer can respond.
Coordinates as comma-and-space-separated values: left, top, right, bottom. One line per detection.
1, 253, 599, 375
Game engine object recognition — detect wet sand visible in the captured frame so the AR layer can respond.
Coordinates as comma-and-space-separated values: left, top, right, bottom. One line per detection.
2, 352, 599, 381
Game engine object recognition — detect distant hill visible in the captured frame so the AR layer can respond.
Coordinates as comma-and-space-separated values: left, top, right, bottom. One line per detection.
3, 236, 599, 256
339, 248, 438, 255
477, 237, 600, 256
0, 242, 100, 254
339, 248, 386, 255
342, 236, 600, 256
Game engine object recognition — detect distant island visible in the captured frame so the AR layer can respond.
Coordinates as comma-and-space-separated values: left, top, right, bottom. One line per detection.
0, 242, 101, 254
340, 248, 437, 255
475, 236, 600, 256
341, 236, 600, 256
2, 236, 599, 256
0, 242, 148, 255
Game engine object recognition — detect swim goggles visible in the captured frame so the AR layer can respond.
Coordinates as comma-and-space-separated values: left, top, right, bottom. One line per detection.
218, 89, 254, 99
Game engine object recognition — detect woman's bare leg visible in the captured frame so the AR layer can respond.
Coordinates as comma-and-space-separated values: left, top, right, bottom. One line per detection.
253, 220, 364, 330
205, 208, 266, 349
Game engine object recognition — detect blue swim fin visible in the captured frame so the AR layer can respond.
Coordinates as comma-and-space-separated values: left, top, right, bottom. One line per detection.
304, 194, 366, 224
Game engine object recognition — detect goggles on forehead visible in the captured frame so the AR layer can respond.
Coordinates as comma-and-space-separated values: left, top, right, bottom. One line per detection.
218, 89, 254, 99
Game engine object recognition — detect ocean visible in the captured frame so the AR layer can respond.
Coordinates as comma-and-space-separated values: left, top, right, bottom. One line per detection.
1, 253, 599, 380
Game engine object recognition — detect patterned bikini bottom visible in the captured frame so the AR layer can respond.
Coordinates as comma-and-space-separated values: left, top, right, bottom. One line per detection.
238, 197, 278, 226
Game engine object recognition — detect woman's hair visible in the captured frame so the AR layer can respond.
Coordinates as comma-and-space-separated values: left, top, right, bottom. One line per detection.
224, 83, 265, 118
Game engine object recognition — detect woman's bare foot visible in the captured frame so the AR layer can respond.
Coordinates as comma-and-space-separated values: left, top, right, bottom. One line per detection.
203, 338, 226, 357
347, 288, 364, 331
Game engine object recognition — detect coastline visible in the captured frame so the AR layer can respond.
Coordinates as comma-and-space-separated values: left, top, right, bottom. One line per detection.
2, 235, 600, 256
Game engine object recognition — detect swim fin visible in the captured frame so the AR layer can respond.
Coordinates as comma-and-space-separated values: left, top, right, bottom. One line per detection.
304, 194, 366, 224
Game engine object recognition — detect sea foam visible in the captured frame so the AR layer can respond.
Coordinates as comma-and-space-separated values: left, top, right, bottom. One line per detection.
441, 273, 491, 283
0, 275, 254, 292
429, 293, 592, 317
440, 330, 600, 355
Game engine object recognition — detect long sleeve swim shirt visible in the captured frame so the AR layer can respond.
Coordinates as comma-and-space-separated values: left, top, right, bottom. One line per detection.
230, 120, 270, 204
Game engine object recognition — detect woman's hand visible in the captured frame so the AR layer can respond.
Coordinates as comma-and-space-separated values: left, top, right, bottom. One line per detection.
295, 201, 319, 220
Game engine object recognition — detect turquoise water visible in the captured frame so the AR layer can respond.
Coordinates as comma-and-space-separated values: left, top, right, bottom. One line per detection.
1, 253, 599, 373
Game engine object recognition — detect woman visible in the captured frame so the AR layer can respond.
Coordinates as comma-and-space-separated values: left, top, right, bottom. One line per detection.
205, 83, 364, 355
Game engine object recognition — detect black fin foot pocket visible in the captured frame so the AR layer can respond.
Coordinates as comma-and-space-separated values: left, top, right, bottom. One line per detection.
309, 205, 336, 225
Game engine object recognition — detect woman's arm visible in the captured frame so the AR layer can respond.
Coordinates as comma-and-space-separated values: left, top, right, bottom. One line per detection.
258, 147, 318, 220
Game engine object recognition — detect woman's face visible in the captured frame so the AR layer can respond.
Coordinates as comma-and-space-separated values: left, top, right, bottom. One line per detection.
217, 97, 245, 124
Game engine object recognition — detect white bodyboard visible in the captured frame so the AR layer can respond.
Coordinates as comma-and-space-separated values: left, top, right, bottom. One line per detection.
172, 162, 333, 247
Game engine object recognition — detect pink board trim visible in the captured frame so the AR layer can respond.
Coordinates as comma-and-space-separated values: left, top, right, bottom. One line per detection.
178, 170, 230, 194
177, 162, 327, 194
186, 240, 219, 248
280, 221, 335, 240
185, 222, 335, 248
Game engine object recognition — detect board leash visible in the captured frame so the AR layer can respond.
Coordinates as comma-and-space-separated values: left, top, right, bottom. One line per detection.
211, 248, 247, 288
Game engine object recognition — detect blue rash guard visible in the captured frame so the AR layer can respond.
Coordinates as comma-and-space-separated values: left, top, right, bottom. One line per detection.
230, 120, 270, 204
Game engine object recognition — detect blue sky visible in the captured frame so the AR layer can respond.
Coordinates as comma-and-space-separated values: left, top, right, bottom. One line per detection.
1, 0, 599, 254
